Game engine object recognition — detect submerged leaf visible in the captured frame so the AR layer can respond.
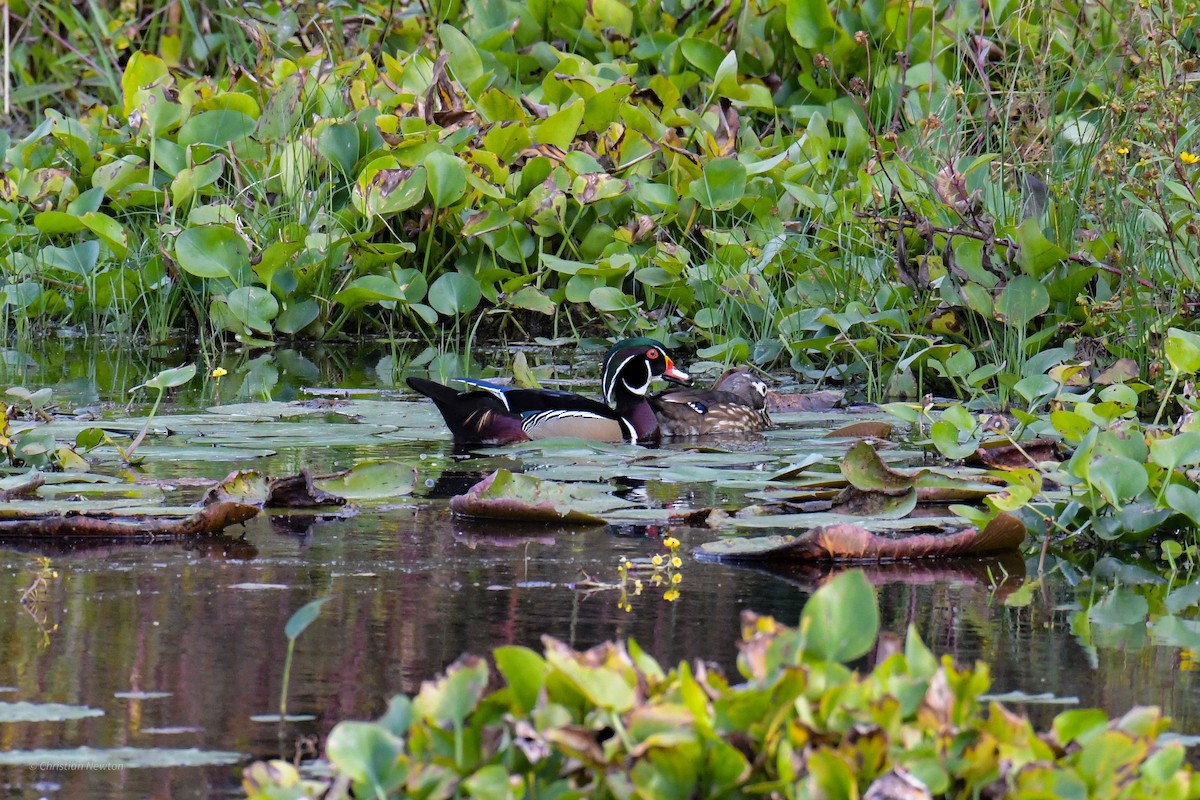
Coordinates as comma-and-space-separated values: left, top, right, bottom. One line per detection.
449, 470, 627, 523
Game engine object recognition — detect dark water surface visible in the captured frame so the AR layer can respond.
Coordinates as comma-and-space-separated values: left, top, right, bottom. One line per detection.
0, 341, 1196, 798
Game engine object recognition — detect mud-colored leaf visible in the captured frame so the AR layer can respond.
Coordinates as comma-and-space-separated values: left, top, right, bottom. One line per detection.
767, 390, 843, 412
974, 438, 1061, 469
0, 500, 258, 538
823, 421, 893, 439
829, 486, 918, 518
698, 512, 1026, 562
1095, 359, 1139, 385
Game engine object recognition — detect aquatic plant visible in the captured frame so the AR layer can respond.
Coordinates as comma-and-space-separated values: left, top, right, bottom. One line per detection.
1, 0, 1197, 402
242, 570, 1200, 800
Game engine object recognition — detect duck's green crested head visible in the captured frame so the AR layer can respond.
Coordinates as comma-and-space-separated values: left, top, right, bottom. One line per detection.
601, 338, 689, 405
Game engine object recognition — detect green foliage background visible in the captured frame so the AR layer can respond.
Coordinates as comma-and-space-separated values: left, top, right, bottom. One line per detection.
1, 0, 1197, 391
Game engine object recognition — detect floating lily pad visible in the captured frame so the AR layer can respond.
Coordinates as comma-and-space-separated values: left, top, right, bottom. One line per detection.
450, 469, 630, 523
698, 512, 1026, 562
250, 713, 317, 722
313, 460, 417, 500
0, 746, 242, 767
0, 701, 104, 722
37, 482, 166, 501
980, 690, 1079, 705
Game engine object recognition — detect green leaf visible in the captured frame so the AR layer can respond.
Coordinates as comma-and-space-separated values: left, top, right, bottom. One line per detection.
533, 100, 585, 148
787, 0, 838, 48
1165, 327, 1200, 374
80, 212, 129, 258
464, 764, 515, 800
354, 160, 428, 217
994, 275, 1049, 329
177, 110, 256, 148
494, 646, 547, 715
1052, 708, 1108, 745
333, 275, 407, 310
1015, 218, 1070, 277
1088, 456, 1148, 508
325, 721, 407, 794
1088, 586, 1148, 626
1167, 484, 1200, 527
174, 225, 247, 279
437, 24, 484, 87
681, 39, 726, 77
589, 286, 638, 312
276, 300, 320, 335
121, 51, 169, 116
312, 460, 417, 499
414, 655, 489, 727
284, 596, 330, 641
425, 151, 469, 208
689, 158, 747, 210
428, 272, 483, 316
225, 286, 279, 334
141, 363, 197, 392
40, 241, 100, 276
256, 73, 304, 142
799, 569, 878, 662
1149, 432, 1200, 471
507, 286, 555, 315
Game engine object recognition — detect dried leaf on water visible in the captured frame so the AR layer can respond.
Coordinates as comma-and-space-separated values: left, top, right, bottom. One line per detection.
0, 499, 258, 538
697, 512, 1026, 562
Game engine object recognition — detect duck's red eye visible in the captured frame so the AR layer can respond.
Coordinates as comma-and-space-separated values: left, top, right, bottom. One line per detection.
646, 349, 659, 359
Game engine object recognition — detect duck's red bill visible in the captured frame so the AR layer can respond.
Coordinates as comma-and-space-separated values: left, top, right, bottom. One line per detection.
663, 358, 690, 385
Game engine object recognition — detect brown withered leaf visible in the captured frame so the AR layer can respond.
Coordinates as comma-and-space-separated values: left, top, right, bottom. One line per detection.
824, 421, 893, 439
698, 512, 1026, 562
974, 438, 1062, 469
768, 389, 844, 412
0, 500, 258, 539
1095, 358, 1140, 385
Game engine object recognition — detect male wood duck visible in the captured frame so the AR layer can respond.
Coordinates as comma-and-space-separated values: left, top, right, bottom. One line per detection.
406, 338, 690, 445
650, 367, 772, 436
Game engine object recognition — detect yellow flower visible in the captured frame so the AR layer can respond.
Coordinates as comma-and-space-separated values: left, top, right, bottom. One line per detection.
1116, 146, 1130, 155
663, 537, 680, 549
670, 556, 682, 568
663, 589, 680, 602
671, 573, 682, 584
1181, 151, 1200, 165
211, 367, 228, 379
651, 554, 663, 566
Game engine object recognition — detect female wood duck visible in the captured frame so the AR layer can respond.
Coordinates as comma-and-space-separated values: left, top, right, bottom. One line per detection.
650, 367, 772, 436
406, 338, 690, 445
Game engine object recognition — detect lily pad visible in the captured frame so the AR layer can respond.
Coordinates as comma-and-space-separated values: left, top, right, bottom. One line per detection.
0, 701, 104, 722
0, 746, 242, 767
313, 460, 418, 500
449, 469, 630, 523
698, 512, 1026, 562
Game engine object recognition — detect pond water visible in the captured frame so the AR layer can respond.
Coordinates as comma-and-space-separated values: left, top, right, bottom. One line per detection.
0, 340, 1197, 799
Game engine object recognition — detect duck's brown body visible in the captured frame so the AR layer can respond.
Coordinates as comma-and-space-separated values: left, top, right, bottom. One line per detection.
651, 368, 772, 436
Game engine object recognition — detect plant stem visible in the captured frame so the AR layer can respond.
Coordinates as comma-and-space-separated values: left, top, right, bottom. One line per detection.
279, 639, 295, 720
